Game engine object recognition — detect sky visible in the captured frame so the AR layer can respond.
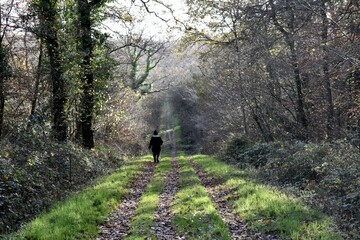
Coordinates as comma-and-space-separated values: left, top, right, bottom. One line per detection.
0, 0, 187, 41
102, 0, 188, 40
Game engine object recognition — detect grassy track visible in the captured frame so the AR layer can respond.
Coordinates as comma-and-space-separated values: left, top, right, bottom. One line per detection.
5, 153, 343, 240
191, 154, 343, 240
124, 157, 172, 239
171, 156, 232, 239
6, 156, 151, 240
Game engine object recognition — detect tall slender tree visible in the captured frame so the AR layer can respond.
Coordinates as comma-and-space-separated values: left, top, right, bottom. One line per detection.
268, 0, 308, 139
77, 0, 106, 148
320, 0, 335, 138
0, 2, 14, 138
34, 0, 68, 141
0, 44, 9, 138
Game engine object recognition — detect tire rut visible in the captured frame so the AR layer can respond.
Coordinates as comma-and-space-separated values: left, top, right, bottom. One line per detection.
97, 162, 156, 240
151, 157, 181, 239
152, 96, 181, 239
189, 160, 280, 240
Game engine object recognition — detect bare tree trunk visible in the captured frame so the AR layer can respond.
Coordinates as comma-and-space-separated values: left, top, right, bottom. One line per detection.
252, 99, 274, 142
0, 46, 6, 138
269, 0, 308, 139
30, 40, 43, 116
0, 5, 6, 138
321, 0, 335, 139
289, 40, 308, 130
241, 104, 248, 135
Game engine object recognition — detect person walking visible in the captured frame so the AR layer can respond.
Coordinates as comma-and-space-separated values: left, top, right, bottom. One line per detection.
148, 130, 163, 163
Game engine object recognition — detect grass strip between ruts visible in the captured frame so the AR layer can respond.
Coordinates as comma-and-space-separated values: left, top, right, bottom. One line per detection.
7, 156, 152, 240
190, 154, 343, 240
171, 156, 232, 239
124, 156, 172, 239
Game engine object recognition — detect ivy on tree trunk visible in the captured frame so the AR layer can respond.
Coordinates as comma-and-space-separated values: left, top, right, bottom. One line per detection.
77, 0, 106, 148
36, 0, 68, 142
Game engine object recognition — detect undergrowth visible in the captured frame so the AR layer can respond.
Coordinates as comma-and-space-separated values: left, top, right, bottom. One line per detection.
222, 139, 359, 239
5, 156, 150, 239
0, 134, 126, 235
191, 154, 343, 240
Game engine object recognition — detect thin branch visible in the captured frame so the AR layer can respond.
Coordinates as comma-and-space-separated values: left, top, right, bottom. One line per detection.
138, 0, 170, 22
145, 83, 171, 94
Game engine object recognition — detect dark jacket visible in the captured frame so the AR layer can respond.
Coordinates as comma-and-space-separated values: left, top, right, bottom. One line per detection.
149, 135, 163, 152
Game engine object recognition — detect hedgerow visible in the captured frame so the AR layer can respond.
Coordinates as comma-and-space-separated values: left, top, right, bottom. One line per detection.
223, 139, 359, 239
0, 131, 124, 235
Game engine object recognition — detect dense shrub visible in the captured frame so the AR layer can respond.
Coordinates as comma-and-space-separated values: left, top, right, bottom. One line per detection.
225, 138, 254, 166
223, 139, 360, 239
0, 131, 124, 234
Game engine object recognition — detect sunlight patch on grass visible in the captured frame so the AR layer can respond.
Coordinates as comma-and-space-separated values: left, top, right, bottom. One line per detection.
191, 154, 342, 240
171, 156, 231, 239
9, 156, 151, 240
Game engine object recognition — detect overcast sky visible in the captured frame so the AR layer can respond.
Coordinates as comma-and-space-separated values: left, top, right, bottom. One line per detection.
102, 0, 188, 40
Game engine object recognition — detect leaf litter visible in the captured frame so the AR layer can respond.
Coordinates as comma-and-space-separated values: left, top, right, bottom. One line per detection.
151, 157, 181, 239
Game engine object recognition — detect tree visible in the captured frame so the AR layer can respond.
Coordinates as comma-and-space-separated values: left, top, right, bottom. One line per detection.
268, 0, 309, 139
108, 24, 168, 94
0, 2, 14, 138
33, 0, 68, 142
181, 0, 360, 146
319, 0, 335, 138
0, 45, 10, 138
77, 0, 108, 148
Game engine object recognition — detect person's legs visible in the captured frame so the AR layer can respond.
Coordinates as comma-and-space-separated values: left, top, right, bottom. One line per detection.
153, 149, 160, 163
156, 152, 160, 162
152, 152, 157, 163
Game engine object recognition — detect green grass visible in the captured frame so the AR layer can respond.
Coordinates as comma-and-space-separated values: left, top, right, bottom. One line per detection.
5, 152, 342, 240
191, 154, 343, 240
125, 157, 172, 239
171, 156, 231, 239
7, 156, 152, 240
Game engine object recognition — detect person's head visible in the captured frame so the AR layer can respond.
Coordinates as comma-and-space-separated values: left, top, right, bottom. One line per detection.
153, 130, 158, 135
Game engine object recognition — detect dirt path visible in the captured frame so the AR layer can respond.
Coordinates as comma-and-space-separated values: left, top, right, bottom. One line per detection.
96, 162, 156, 239
189, 160, 280, 240
150, 96, 181, 239
97, 95, 278, 240
151, 157, 180, 239
97, 95, 180, 240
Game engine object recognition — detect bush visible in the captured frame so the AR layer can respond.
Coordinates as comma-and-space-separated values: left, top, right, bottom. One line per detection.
222, 140, 360, 239
225, 138, 253, 166
0, 134, 124, 235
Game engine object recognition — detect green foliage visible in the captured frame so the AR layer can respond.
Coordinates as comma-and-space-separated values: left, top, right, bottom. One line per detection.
225, 138, 254, 167
172, 156, 231, 239
61, 0, 115, 123
5, 156, 150, 239
0, 45, 11, 78
0, 133, 124, 235
125, 157, 172, 239
92, 42, 117, 115
223, 141, 360, 239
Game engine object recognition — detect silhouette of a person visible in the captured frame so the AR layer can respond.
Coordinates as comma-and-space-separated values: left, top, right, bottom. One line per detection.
148, 130, 163, 163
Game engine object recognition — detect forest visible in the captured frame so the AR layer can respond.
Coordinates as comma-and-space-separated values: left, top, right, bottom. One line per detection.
0, 0, 359, 239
